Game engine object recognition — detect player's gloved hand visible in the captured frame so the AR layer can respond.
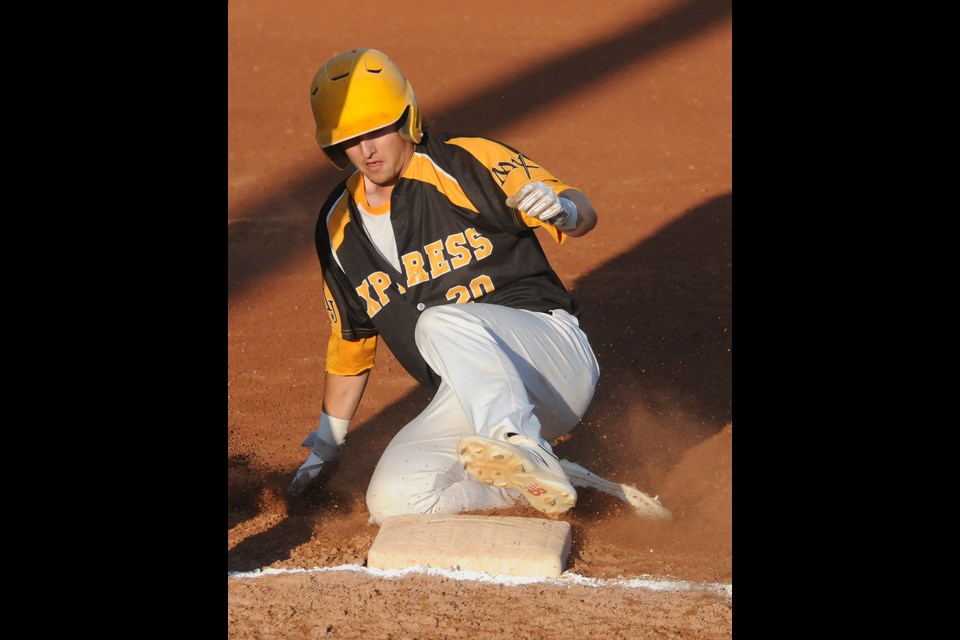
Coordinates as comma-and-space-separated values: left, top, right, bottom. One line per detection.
511, 181, 580, 231
288, 412, 349, 497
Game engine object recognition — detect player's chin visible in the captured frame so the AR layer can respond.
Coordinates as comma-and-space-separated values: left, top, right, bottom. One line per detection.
362, 166, 396, 185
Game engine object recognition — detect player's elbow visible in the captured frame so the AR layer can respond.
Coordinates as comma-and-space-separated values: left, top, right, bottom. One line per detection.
570, 207, 598, 236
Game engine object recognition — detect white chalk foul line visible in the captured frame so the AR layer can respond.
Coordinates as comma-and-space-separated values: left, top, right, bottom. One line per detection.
228, 564, 732, 600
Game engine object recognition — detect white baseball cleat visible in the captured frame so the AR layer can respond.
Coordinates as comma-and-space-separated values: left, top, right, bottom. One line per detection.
457, 433, 577, 516
557, 459, 673, 521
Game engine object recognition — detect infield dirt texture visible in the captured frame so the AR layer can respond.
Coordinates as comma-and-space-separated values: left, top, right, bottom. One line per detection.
229, 0, 732, 637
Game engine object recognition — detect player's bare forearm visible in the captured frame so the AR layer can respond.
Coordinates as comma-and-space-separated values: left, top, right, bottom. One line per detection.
322, 370, 371, 420
558, 189, 597, 237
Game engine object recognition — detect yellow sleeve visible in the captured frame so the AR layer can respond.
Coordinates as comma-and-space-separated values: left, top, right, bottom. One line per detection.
321, 275, 377, 374
325, 332, 377, 375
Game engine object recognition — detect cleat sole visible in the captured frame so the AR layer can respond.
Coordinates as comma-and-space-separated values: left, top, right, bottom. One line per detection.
458, 436, 576, 516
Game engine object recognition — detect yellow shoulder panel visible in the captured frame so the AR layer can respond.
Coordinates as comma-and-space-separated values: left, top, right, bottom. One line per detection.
403, 153, 478, 213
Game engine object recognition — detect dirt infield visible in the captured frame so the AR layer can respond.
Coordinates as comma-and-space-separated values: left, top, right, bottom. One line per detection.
228, 0, 732, 637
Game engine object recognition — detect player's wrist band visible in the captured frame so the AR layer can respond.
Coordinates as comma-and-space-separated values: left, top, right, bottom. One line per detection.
319, 411, 351, 446
555, 197, 579, 231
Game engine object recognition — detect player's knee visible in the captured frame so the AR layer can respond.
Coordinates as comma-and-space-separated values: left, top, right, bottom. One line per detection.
366, 478, 441, 526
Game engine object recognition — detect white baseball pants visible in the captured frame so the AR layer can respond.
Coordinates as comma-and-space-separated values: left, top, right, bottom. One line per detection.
366, 303, 600, 524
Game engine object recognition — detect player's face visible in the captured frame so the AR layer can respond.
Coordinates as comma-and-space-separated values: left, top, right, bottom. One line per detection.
342, 124, 415, 187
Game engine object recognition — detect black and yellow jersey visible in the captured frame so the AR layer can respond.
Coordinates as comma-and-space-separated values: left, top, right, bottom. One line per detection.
316, 131, 582, 390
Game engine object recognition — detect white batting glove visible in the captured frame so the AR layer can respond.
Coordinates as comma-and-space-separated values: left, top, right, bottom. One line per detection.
289, 412, 350, 496
510, 181, 580, 231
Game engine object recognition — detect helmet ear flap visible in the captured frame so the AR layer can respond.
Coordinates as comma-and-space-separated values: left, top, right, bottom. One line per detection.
398, 104, 422, 144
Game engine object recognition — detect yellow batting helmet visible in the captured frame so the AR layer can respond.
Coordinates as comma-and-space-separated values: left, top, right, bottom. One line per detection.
310, 48, 422, 169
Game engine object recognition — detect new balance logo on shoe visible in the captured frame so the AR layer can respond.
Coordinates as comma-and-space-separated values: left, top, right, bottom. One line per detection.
521, 484, 547, 496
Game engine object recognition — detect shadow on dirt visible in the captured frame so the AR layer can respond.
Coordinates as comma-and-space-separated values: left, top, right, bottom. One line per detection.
552, 193, 732, 481
228, 387, 435, 572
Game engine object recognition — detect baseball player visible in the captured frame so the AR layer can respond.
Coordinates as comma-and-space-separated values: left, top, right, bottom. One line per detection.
289, 48, 612, 523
